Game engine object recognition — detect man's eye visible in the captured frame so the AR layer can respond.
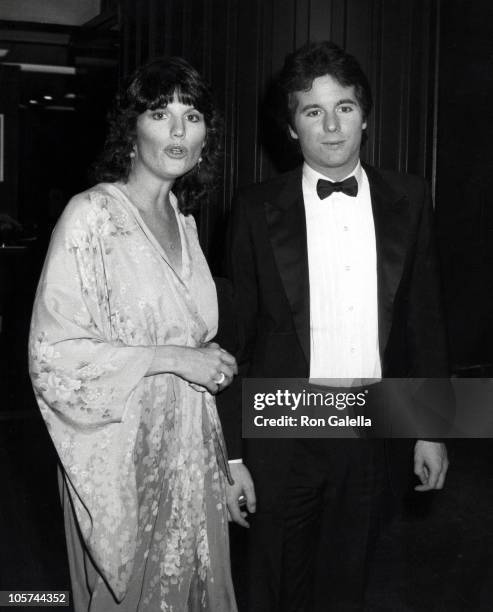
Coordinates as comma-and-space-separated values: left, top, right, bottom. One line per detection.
338, 106, 354, 113
306, 109, 321, 117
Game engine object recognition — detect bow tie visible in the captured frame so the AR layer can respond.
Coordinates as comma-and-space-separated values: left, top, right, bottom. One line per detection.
316, 176, 358, 199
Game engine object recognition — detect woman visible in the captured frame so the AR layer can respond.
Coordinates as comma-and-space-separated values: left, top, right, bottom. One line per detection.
29, 57, 238, 611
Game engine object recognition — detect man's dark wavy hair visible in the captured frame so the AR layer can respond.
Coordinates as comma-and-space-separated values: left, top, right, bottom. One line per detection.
278, 40, 373, 131
92, 56, 222, 214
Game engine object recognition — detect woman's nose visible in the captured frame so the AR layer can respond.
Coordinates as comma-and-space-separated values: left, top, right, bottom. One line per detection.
171, 117, 185, 138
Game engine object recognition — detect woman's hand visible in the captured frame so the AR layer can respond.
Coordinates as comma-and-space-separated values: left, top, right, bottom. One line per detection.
149, 342, 237, 394
174, 342, 237, 393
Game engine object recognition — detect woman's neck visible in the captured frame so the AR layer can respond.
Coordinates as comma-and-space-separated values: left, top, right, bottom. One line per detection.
124, 173, 174, 216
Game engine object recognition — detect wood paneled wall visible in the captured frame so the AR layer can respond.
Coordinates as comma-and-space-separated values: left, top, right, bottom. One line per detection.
120, 0, 439, 269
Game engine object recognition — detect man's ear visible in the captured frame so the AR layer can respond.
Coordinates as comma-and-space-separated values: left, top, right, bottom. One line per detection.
288, 125, 299, 140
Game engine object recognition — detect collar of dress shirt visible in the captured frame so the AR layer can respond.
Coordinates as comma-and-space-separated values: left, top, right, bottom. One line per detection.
302, 161, 363, 198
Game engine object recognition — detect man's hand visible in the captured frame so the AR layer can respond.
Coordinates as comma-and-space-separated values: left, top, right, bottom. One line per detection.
413, 440, 449, 492
226, 463, 256, 528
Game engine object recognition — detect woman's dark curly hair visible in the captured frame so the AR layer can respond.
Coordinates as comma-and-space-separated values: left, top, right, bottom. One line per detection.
92, 56, 222, 214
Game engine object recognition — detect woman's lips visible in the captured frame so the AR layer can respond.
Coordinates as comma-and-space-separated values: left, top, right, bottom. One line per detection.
164, 145, 187, 158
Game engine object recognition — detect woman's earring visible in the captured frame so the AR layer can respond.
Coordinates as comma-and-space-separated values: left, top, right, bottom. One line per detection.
129, 150, 136, 159
197, 156, 203, 169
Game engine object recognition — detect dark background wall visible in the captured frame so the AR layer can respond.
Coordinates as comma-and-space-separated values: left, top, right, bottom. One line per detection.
436, 0, 493, 372
0, 65, 20, 218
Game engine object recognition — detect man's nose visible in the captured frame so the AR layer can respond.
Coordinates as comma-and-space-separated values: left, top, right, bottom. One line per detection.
324, 111, 340, 132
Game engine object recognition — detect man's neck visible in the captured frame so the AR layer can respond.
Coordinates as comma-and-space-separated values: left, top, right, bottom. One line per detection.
303, 160, 361, 184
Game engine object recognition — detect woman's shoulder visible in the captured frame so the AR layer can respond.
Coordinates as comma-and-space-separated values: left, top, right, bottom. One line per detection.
62, 183, 121, 215
57, 183, 130, 235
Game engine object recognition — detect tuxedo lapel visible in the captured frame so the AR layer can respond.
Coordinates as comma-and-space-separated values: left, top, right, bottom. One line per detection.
364, 164, 411, 358
264, 169, 311, 366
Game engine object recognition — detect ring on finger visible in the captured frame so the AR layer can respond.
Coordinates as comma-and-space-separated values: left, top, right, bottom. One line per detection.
214, 372, 226, 385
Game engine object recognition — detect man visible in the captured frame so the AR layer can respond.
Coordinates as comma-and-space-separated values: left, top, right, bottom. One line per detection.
221, 41, 449, 611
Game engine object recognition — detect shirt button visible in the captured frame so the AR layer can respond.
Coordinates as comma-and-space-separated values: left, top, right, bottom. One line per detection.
348, 306, 354, 312
345, 265, 351, 271
350, 347, 356, 354
343, 225, 349, 231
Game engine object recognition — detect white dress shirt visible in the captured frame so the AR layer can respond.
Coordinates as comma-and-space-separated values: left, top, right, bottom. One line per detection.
303, 161, 381, 384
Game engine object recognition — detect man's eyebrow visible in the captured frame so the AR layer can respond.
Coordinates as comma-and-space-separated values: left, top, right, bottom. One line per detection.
336, 98, 359, 106
299, 103, 322, 113
298, 98, 359, 113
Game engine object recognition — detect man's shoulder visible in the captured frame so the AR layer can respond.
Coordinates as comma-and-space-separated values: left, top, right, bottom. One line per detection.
364, 164, 428, 195
234, 168, 301, 202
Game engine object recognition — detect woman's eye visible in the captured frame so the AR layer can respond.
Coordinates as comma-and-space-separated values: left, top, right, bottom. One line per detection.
187, 113, 202, 123
151, 111, 166, 120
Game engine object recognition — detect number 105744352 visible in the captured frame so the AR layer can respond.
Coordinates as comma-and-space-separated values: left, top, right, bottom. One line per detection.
0, 591, 69, 606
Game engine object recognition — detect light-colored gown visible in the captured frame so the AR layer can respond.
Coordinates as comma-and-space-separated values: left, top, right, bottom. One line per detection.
28, 184, 237, 611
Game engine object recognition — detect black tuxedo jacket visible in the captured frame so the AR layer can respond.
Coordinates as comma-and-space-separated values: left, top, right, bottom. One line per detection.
218, 164, 449, 511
